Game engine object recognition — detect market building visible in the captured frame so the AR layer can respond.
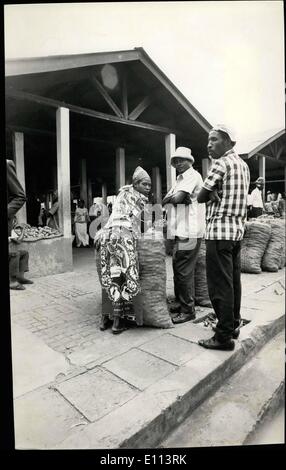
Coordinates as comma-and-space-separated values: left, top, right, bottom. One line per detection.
5, 48, 212, 275
240, 129, 286, 198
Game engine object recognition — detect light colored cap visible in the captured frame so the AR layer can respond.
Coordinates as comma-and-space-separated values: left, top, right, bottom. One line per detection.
132, 166, 151, 184
255, 177, 265, 184
171, 147, 194, 165
211, 124, 236, 144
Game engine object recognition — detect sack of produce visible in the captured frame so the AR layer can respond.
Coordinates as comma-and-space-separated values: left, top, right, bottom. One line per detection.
194, 239, 212, 307
241, 221, 271, 273
136, 238, 173, 328
262, 220, 285, 272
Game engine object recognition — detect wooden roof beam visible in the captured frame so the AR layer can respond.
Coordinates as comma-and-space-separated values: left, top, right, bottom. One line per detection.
5, 50, 140, 77
90, 75, 124, 118
128, 96, 151, 120
6, 89, 182, 135
121, 70, 128, 119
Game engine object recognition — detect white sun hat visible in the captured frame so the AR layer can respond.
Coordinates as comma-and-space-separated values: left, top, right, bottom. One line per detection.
170, 147, 195, 166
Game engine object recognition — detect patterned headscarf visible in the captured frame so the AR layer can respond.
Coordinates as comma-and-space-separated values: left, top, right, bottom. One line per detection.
132, 166, 151, 184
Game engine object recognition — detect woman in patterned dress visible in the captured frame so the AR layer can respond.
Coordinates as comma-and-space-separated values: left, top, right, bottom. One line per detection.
96, 167, 151, 334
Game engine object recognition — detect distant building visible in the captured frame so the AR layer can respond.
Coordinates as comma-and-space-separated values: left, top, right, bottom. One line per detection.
240, 129, 286, 197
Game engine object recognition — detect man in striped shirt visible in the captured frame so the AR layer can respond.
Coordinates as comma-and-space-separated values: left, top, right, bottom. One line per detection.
197, 125, 250, 351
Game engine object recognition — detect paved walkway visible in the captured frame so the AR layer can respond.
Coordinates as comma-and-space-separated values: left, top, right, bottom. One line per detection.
10, 248, 285, 449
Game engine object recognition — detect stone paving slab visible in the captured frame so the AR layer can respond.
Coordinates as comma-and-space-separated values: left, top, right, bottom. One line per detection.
14, 387, 88, 450
67, 326, 166, 367
138, 333, 203, 366
55, 368, 138, 422
11, 324, 73, 398
170, 322, 218, 343
102, 348, 177, 391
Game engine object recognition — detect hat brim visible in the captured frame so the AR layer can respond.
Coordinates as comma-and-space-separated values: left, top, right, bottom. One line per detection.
171, 155, 194, 165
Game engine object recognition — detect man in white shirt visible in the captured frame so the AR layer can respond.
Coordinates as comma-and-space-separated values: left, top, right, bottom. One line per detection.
163, 147, 206, 324
249, 177, 264, 218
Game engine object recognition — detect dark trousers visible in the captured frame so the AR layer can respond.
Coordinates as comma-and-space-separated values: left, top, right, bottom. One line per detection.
173, 237, 202, 314
206, 240, 242, 342
251, 207, 263, 218
9, 250, 29, 280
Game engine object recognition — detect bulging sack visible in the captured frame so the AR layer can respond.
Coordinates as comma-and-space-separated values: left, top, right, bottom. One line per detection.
262, 220, 285, 272
241, 221, 271, 274
194, 239, 212, 307
136, 238, 173, 328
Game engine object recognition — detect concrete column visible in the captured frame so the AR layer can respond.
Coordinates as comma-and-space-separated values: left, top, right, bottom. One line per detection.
87, 178, 93, 209
56, 107, 71, 237
80, 158, 88, 205
13, 132, 27, 224
102, 183, 107, 206
165, 134, 176, 191
259, 155, 266, 201
202, 157, 211, 180
116, 147, 125, 192
152, 166, 162, 204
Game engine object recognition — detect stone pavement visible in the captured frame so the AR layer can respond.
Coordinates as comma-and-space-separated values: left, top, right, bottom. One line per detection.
9, 248, 285, 449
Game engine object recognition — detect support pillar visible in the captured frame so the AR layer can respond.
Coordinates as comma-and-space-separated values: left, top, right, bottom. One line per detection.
259, 155, 266, 201
56, 107, 71, 237
13, 132, 27, 224
116, 147, 125, 192
152, 166, 162, 204
80, 158, 88, 205
102, 183, 107, 206
202, 157, 211, 180
165, 134, 176, 191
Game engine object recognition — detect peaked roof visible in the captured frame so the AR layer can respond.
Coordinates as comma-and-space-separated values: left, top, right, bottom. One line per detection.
247, 129, 285, 159
5, 47, 212, 132
238, 128, 285, 156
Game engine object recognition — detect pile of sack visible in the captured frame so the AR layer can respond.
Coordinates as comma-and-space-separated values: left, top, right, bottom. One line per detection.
136, 238, 173, 328
194, 239, 212, 307
241, 218, 285, 273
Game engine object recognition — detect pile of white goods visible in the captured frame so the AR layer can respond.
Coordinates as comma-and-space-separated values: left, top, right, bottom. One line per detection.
12, 224, 62, 242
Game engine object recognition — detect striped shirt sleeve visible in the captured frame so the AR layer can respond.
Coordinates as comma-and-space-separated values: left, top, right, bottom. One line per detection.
203, 159, 226, 192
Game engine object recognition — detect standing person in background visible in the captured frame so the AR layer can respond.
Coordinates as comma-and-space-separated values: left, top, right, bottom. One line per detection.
266, 190, 272, 202
278, 192, 286, 217
74, 200, 90, 247
47, 190, 59, 230
7, 159, 33, 290
197, 125, 250, 351
249, 177, 264, 218
162, 147, 206, 324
